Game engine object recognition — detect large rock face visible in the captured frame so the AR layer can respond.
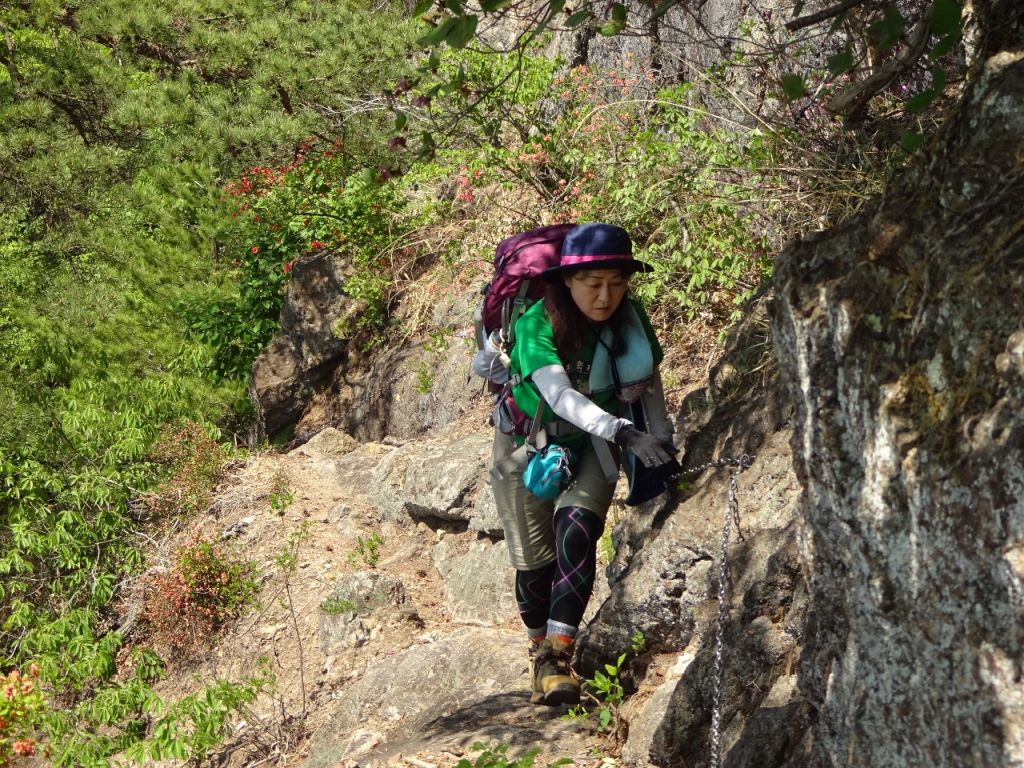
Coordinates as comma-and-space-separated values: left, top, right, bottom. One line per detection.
773, 51, 1024, 767
248, 249, 366, 441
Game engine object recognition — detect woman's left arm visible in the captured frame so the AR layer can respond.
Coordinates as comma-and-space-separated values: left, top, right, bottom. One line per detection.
531, 364, 632, 441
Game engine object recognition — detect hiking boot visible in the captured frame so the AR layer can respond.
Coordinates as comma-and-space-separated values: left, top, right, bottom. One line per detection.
531, 637, 580, 706
528, 641, 545, 705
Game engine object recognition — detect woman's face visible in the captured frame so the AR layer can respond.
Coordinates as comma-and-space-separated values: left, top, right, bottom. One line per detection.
565, 269, 630, 323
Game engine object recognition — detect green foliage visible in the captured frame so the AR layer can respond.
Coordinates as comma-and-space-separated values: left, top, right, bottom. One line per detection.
630, 630, 647, 653
587, 653, 627, 732
320, 596, 358, 615
349, 533, 386, 568
597, 528, 616, 566
0, 665, 46, 766
122, 675, 265, 765
0, 2, 420, 766
455, 741, 538, 768
185, 146, 411, 381
145, 420, 233, 518
143, 531, 259, 656
405, 53, 775, 322
562, 653, 627, 734
269, 473, 295, 515
274, 522, 310, 575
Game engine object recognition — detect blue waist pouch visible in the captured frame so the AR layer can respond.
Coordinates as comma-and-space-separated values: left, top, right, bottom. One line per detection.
523, 444, 576, 500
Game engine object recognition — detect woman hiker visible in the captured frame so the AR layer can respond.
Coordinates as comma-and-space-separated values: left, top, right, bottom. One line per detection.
488, 222, 675, 706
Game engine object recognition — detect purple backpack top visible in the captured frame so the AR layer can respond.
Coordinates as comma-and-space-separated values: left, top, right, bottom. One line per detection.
473, 223, 576, 353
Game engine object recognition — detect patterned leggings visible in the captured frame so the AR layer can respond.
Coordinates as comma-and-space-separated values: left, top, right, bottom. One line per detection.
514, 506, 605, 632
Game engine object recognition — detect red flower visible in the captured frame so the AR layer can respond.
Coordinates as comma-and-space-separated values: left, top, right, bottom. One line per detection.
310, 240, 325, 250
250, 246, 259, 254
283, 260, 295, 273
13, 739, 35, 757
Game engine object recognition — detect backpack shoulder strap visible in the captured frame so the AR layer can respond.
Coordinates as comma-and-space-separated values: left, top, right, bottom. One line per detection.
502, 279, 533, 349
527, 394, 547, 450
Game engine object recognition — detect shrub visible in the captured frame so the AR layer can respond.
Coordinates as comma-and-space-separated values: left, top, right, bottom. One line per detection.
0, 665, 46, 768
186, 140, 414, 382
143, 421, 231, 518
143, 532, 259, 657
406, 51, 776, 326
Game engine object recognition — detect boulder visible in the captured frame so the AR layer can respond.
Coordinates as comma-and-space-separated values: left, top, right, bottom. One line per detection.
432, 539, 518, 626
249, 250, 365, 441
371, 433, 491, 523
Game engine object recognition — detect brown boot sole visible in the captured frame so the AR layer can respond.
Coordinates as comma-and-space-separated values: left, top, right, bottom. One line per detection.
539, 682, 580, 707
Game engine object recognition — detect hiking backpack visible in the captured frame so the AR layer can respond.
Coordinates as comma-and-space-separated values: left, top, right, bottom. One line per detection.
472, 223, 576, 389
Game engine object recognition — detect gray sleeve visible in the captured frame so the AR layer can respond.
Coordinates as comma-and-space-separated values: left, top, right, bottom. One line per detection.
531, 364, 632, 442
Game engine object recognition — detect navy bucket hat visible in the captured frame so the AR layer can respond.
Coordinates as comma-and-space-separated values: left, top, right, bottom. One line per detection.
544, 222, 653, 276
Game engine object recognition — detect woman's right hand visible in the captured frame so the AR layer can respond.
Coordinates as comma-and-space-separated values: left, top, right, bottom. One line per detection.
615, 424, 677, 468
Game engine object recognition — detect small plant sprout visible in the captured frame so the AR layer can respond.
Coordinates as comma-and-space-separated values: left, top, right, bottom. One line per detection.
630, 630, 647, 653
269, 472, 294, 514
349, 532, 385, 567
563, 651, 629, 740
320, 595, 358, 615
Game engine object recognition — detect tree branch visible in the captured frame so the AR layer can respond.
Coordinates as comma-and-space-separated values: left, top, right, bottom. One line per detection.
786, 0, 869, 32
826, 4, 935, 117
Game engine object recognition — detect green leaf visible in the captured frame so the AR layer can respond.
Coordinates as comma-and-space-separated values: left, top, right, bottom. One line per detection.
359, 167, 379, 188
598, 2, 627, 35
827, 48, 853, 77
867, 5, 905, 53
899, 130, 925, 153
444, 0, 464, 12
905, 89, 936, 112
445, 14, 479, 48
394, 111, 407, 131
931, 0, 962, 36
413, 0, 434, 15
549, 0, 568, 14
417, 17, 457, 47
598, 18, 626, 35
651, 0, 676, 20
928, 32, 958, 59
931, 64, 947, 92
565, 9, 592, 26
780, 73, 806, 100
479, 0, 512, 9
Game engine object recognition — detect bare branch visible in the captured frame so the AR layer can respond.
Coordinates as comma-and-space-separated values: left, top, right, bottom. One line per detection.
786, 0, 869, 32
826, 4, 935, 117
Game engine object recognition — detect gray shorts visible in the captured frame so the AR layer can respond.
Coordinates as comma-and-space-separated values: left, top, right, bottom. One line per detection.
490, 431, 618, 570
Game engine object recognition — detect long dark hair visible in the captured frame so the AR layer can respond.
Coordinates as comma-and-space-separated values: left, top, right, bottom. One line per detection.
542, 271, 628, 361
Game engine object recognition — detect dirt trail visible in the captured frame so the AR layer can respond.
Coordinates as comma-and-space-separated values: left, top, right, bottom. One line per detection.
149, 417, 622, 768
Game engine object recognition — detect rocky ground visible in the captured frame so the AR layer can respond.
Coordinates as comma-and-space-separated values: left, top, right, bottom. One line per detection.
148, 397, 630, 768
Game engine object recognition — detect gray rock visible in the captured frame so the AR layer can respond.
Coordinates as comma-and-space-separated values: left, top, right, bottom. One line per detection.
372, 433, 491, 523
772, 51, 1024, 768
249, 250, 365, 441
292, 427, 359, 458
468, 480, 505, 537
300, 628, 531, 768
319, 571, 418, 652
433, 539, 517, 626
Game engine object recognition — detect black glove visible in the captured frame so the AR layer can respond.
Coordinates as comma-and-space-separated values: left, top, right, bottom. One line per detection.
615, 424, 676, 468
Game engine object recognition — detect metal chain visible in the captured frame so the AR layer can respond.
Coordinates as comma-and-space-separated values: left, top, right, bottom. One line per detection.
672, 455, 753, 768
